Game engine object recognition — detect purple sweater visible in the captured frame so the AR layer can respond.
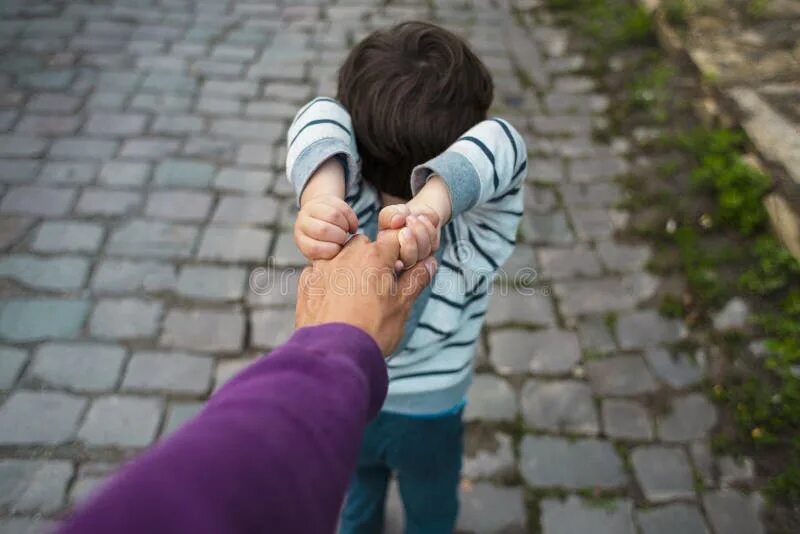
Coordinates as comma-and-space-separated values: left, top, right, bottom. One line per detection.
58, 323, 388, 534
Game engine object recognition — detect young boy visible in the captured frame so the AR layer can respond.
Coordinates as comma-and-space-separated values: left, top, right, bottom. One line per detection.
286, 21, 527, 533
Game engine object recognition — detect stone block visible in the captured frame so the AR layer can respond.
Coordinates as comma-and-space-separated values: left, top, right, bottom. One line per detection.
145, 191, 213, 221
0, 299, 89, 342
0, 391, 86, 445
521, 379, 599, 434
89, 299, 162, 339
602, 399, 653, 440
519, 435, 627, 489
32, 221, 104, 253
0, 347, 27, 389
631, 446, 695, 502
78, 396, 162, 447
122, 351, 213, 394
587, 355, 659, 396
107, 220, 198, 259
658, 393, 717, 442
160, 308, 245, 353
541, 496, 635, 534
464, 374, 518, 422
0, 186, 75, 216
0, 460, 73, 513
197, 226, 270, 263
28, 342, 125, 392
91, 259, 177, 293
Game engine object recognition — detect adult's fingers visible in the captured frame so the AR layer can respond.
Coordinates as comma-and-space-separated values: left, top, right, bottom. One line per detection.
398, 226, 418, 268
407, 215, 432, 260
397, 256, 437, 301
374, 228, 402, 268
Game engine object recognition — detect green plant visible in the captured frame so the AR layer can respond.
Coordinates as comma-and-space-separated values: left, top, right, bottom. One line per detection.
679, 129, 771, 235
674, 226, 728, 307
766, 438, 800, 503
629, 62, 676, 123
739, 236, 800, 296
543, 0, 655, 59
659, 293, 685, 318
747, 0, 772, 19
662, 0, 690, 26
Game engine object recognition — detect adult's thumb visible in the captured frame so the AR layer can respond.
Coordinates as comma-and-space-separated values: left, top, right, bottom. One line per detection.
397, 256, 437, 301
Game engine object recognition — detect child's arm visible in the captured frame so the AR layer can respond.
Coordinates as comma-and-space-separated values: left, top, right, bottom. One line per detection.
294, 159, 357, 260
286, 97, 360, 204
286, 98, 362, 261
287, 98, 439, 264
403, 119, 527, 277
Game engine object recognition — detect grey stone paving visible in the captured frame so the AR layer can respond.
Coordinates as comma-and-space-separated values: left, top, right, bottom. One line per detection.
0, 0, 763, 532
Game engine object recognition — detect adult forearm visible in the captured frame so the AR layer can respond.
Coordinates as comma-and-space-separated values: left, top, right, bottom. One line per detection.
58, 323, 387, 534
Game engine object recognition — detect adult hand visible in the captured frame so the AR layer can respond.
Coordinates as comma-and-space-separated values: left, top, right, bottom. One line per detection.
295, 232, 438, 355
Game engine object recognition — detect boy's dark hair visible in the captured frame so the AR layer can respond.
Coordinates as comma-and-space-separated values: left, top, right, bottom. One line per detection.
337, 21, 493, 199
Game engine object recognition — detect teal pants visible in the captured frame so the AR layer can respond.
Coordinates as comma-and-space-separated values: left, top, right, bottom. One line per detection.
339, 409, 463, 534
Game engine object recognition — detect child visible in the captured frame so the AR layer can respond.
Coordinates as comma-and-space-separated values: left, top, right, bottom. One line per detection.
286, 21, 526, 534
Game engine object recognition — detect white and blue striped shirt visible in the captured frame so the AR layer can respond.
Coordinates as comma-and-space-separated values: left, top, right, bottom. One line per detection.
287, 97, 526, 415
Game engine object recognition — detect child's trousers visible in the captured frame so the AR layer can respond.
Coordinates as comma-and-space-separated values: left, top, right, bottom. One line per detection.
339, 408, 463, 534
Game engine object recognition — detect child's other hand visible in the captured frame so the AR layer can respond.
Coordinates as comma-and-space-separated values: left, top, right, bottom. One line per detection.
379, 205, 441, 271
294, 196, 358, 261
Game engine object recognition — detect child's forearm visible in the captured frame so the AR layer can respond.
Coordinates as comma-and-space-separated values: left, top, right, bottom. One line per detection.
408, 175, 453, 225
300, 158, 346, 206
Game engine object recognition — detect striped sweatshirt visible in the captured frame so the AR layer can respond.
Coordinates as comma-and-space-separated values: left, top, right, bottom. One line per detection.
286, 97, 526, 415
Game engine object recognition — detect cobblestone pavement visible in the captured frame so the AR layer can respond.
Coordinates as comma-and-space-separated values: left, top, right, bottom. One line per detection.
0, 0, 766, 533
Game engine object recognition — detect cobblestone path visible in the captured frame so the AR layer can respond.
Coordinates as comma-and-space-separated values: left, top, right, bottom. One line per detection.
0, 0, 766, 533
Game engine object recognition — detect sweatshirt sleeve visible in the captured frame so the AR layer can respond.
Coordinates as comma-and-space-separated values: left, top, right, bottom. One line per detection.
410, 118, 527, 279
285, 97, 362, 205
57, 323, 388, 534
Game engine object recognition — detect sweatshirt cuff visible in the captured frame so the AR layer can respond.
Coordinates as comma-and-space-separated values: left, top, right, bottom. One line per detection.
289, 138, 359, 206
288, 323, 388, 419
410, 151, 480, 218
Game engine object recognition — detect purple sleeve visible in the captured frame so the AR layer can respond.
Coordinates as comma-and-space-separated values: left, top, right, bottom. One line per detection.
57, 323, 387, 534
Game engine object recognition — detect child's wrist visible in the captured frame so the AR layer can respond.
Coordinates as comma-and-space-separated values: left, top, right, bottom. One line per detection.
300, 158, 346, 206
412, 175, 452, 225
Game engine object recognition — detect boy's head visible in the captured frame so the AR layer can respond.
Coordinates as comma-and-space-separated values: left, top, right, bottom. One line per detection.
337, 21, 493, 200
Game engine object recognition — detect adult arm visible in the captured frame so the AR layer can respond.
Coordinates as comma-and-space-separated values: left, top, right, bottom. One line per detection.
58, 324, 387, 534
57, 234, 437, 534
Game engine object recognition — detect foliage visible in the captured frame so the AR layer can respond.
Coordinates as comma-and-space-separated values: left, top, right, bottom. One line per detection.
659, 293, 686, 318
662, 0, 690, 26
747, 0, 772, 20
660, 126, 799, 504
673, 226, 727, 307
629, 62, 675, 123
766, 438, 800, 503
678, 129, 771, 235
739, 236, 800, 296
543, 0, 655, 58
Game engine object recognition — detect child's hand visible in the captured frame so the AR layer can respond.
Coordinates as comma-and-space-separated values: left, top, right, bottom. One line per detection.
294, 195, 359, 261
379, 205, 441, 271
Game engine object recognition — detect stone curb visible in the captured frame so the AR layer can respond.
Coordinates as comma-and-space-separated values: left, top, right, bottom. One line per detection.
637, 0, 800, 261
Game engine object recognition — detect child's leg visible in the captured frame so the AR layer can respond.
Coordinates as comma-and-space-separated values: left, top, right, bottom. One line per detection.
340, 414, 392, 534
340, 463, 391, 533
392, 411, 463, 534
